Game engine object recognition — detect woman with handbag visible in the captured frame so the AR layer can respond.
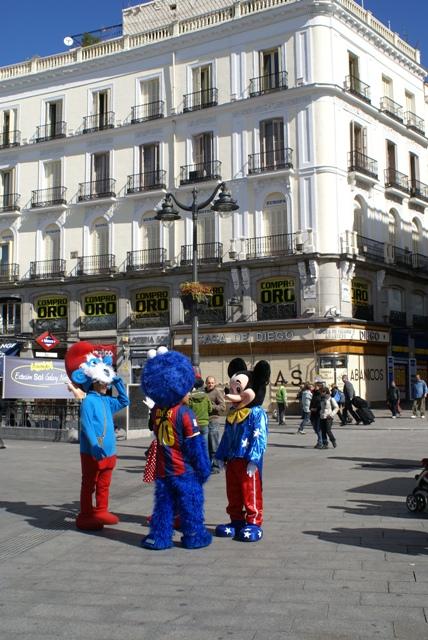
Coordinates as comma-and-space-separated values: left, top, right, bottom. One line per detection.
319, 388, 339, 449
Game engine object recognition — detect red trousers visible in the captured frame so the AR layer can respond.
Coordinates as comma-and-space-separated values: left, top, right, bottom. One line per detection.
225, 458, 263, 526
80, 453, 116, 515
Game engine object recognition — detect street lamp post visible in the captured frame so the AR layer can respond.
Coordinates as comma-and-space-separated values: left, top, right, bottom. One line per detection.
156, 182, 239, 373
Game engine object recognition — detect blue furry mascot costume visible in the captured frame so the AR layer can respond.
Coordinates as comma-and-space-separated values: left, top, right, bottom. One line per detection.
215, 358, 270, 542
140, 348, 212, 550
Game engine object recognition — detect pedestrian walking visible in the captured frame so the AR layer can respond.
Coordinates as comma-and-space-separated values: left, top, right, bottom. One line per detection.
341, 375, 361, 425
275, 382, 288, 425
297, 383, 312, 434
188, 377, 212, 455
319, 388, 338, 449
331, 384, 345, 424
386, 380, 400, 418
310, 383, 323, 448
0, 437, 5, 449
411, 374, 428, 419
204, 376, 226, 474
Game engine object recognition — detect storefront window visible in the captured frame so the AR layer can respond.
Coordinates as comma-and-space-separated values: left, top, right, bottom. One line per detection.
34, 294, 68, 333
257, 277, 296, 320
80, 291, 117, 330
131, 288, 170, 328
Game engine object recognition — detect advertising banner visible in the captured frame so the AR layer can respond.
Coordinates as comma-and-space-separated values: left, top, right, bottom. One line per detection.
352, 280, 370, 305
2, 356, 73, 399
259, 278, 295, 304
35, 295, 68, 320
83, 292, 117, 316
134, 288, 169, 317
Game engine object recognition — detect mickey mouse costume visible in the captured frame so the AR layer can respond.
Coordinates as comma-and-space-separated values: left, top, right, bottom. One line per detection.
215, 358, 270, 542
65, 341, 129, 531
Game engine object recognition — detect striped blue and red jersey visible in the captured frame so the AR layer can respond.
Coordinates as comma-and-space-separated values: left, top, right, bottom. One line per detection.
153, 404, 199, 477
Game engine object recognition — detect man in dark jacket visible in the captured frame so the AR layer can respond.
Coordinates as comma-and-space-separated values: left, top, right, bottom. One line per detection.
205, 376, 226, 473
386, 380, 400, 418
341, 375, 361, 425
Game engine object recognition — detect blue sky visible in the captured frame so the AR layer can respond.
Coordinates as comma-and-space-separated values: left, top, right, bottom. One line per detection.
0, 0, 427, 68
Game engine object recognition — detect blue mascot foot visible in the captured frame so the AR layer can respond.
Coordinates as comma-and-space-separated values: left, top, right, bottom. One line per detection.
215, 520, 246, 538
141, 535, 173, 550
181, 528, 212, 549
236, 524, 263, 542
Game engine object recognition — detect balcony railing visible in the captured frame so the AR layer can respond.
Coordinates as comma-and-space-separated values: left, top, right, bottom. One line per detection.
384, 168, 409, 193
83, 111, 115, 133
180, 160, 221, 185
184, 307, 226, 325
34, 318, 67, 334
345, 75, 371, 102
0, 130, 20, 149
128, 312, 170, 328
127, 170, 166, 194
404, 111, 425, 135
353, 304, 374, 321
183, 88, 218, 112
131, 100, 164, 123
257, 303, 297, 321
413, 314, 428, 331
30, 259, 66, 280
356, 235, 385, 262
348, 151, 378, 179
380, 97, 403, 122
392, 246, 412, 268
389, 310, 407, 327
410, 180, 428, 203
248, 148, 293, 174
412, 253, 428, 270
78, 179, 116, 201
0, 193, 20, 213
35, 121, 67, 142
76, 254, 116, 276
31, 186, 67, 208
245, 232, 296, 259
126, 248, 167, 271
180, 242, 223, 266
249, 70, 288, 97
0, 263, 19, 282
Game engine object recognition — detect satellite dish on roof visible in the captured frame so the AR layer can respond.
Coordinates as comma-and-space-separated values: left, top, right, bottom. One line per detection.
63, 36, 74, 46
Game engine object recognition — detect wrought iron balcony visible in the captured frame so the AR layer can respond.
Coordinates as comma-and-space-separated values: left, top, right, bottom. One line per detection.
184, 306, 226, 325
78, 179, 116, 201
180, 160, 221, 185
389, 310, 407, 327
412, 253, 428, 270
131, 100, 164, 123
30, 259, 66, 280
0, 263, 19, 282
128, 311, 170, 328
76, 254, 116, 276
83, 111, 115, 133
126, 248, 167, 271
0, 129, 20, 149
380, 97, 403, 122
31, 186, 67, 208
248, 148, 293, 174
345, 75, 371, 103
352, 304, 374, 321
126, 170, 166, 194
405, 111, 425, 135
410, 179, 428, 203
183, 88, 218, 112
249, 70, 288, 97
0, 193, 20, 213
392, 246, 412, 268
384, 168, 409, 194
245, 232, 296, 259
348, 151, 378, 179
35, 121, 66, 142
413, 314, 428, 331
257, 303, 297, 321
356, 235, 385, 262
180, 242, 223, 266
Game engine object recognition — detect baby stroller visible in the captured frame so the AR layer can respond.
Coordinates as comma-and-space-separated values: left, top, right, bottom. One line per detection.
406, 459, 428, 513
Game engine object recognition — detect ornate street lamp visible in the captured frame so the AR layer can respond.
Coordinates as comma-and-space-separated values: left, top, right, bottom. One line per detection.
156, 182, 239, 373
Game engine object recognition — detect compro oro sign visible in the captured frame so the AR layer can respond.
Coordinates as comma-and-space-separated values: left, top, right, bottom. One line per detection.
134, 288, 169, 317
2, 357, 74, 399
81, 292, 117, 330
259, 278, 295, 304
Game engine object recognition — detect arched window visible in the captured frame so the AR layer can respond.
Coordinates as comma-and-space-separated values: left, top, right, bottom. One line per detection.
92, 217, 108, 255
262, 192, 288, 237
141, 211, 158, 252
44, 224, 60, 261
353, 197, 364, 236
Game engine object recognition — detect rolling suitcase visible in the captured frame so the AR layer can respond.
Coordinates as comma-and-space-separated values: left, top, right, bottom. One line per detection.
356, 406, 375, 425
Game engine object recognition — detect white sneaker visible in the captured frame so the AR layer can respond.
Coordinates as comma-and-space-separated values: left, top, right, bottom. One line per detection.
298, 430, 306, 434
421, 416, 426, 419
411, 415, 417, 419
391, 416, 396, 419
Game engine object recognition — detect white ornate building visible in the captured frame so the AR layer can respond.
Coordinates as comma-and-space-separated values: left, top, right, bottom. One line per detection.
0, 0, 427, 413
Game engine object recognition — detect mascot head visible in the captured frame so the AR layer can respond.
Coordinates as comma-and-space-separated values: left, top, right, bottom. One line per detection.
225, 357, 271, 409
65, 341, 116, 392
141, 348, 195, 409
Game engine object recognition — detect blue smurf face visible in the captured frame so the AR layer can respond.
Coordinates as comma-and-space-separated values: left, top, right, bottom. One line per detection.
71, 352, 115, 390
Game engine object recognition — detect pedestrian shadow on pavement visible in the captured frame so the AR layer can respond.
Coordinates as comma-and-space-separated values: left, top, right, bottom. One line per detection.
329, 498, 419, 519
346, 476, 416, 496
0, 500, 78, 531
328, 456, 421, 471
268, 443, 309, 449
304, 526, 428, 555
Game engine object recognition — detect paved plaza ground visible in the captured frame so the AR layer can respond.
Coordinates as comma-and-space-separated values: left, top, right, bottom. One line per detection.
0, 410, 428, 640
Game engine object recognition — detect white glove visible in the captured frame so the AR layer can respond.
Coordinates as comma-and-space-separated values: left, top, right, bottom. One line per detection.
246, 462, 257, 478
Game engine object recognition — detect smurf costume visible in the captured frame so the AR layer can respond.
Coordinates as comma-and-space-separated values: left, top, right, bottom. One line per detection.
215, 358, 270, 542
65, 341, 129, 531
140, 348, 212, 550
